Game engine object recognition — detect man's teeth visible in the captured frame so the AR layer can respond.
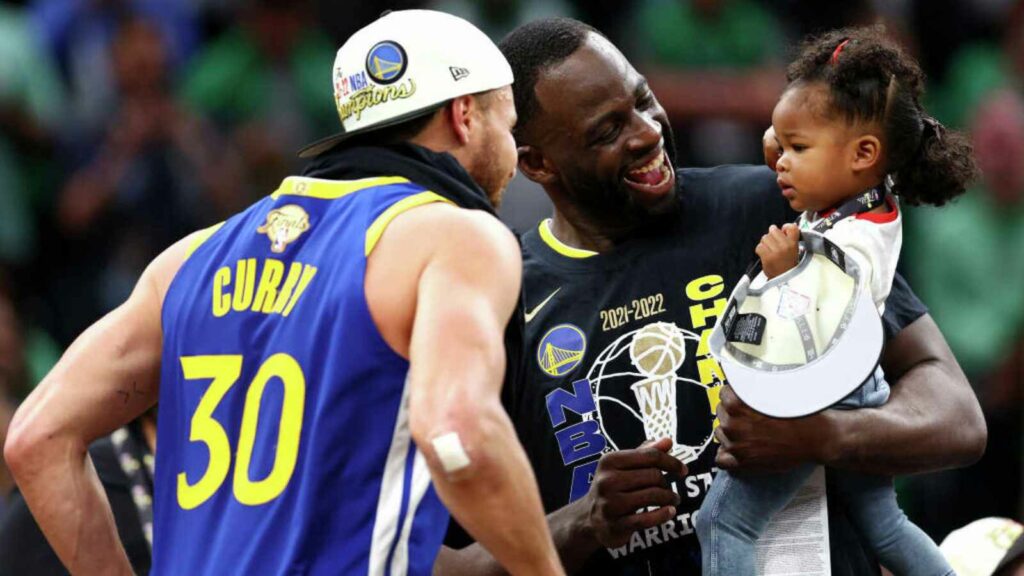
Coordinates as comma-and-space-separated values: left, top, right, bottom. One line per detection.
630, 153, 665, 175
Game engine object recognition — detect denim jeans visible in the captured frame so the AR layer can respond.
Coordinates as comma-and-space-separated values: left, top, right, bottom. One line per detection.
694, 370, 954, 575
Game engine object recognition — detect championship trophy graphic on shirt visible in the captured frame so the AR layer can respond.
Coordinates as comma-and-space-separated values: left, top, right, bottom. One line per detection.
583, 321, 715, 464
629, 323, 690, 458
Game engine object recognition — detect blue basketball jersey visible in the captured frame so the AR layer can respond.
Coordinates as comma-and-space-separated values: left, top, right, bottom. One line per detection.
154, 175, 453, 575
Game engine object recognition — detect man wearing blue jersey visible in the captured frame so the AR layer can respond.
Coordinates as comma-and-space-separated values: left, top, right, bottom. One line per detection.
5, 11, 563, 576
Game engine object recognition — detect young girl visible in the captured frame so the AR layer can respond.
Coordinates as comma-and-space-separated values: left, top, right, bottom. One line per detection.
695, 26, 977, 575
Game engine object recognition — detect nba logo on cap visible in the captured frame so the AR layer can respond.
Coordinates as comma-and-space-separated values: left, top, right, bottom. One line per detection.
366, 41, 407, 84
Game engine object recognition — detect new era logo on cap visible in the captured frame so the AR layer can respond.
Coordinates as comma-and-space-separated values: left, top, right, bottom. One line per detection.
450, 66, 470, 81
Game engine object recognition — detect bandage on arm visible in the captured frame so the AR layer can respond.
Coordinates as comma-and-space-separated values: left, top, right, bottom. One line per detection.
431, 432, 472, 474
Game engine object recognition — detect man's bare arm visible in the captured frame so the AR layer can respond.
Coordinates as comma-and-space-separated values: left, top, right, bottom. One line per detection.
434, 499, 592, 576
398, 207, 562, 575
715, 314, 987, 475
433, 438, 684, 576
822, 313, 986, 473
4, 233, 191, 575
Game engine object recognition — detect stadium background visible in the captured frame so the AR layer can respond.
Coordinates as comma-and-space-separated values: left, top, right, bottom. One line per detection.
0, 0, 1020, 557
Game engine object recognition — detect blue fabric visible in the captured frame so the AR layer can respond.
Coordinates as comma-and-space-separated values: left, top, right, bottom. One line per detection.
31, 0, 197, 74
696, 373, 952, 575
152, 179, 447, 575
833, 472, 955, 576
834, 366, 891, 410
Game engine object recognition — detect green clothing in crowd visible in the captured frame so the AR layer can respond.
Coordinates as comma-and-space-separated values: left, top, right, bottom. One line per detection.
0, 3, 65, 264
930, 43, 1012, 128
180, 27, 336, 136
632, 0, 782, 69
906, 193, 1024, 377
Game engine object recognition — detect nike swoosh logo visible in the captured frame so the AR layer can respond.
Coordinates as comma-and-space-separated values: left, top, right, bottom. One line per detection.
525, 288, 561, 323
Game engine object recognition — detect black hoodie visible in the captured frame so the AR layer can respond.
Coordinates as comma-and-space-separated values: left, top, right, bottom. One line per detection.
302, 143, 496, 215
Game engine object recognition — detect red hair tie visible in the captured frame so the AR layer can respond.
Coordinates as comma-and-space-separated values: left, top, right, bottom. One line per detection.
831, 39, 851, 65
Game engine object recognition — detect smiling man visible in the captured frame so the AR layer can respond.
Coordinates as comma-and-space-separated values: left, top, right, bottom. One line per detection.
436, 17, 986, 576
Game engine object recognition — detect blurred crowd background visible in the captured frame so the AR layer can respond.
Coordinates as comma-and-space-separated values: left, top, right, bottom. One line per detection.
0, 0, 1020, 554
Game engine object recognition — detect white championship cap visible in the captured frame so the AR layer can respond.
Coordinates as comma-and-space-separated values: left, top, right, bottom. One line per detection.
940, 517, 1024, 576
709, 230, 884, 418
298, 9, 513, 158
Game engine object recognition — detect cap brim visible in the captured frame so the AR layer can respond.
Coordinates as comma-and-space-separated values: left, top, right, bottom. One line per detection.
297, 132, 351, 159
297, 100, 452, 159
711, 283, 882, 419
996, 532, 1024, 573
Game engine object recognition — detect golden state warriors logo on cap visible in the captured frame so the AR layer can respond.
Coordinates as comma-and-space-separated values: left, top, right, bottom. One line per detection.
537, 324, 587, 377
366, 41, 407, 85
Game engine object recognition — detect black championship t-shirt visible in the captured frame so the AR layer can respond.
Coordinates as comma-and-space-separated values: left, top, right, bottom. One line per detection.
508, 164, 927, 575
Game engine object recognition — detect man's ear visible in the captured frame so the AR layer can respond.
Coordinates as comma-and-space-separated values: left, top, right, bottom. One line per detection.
518, 144, 559, 186
852, 134, 882, 173
447, 95, 475, 145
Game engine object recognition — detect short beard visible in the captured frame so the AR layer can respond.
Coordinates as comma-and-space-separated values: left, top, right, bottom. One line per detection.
563, 176, 654, 238
468, 137, 505, 208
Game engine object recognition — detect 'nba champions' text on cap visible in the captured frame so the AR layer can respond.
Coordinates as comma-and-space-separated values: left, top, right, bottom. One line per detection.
298, 10, 514, 158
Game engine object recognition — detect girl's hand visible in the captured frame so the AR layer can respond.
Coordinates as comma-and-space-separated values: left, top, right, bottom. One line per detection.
756, 224, 801, 279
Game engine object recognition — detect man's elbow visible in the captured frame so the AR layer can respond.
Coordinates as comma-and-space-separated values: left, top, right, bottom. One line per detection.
410, 401, 506, 482
947, 365, 988, 467
957, 408, 987, 467
4, 399, 73, 483
4, 408, 40, 481
937, 374, 988, 468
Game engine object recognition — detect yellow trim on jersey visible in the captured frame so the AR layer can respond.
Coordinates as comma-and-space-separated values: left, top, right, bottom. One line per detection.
365, 191, 454, 256
184, 222, 226, 260
538, 219, 597, 259
271, 176, 411, 200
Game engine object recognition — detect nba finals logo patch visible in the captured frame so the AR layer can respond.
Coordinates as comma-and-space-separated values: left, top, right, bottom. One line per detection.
257, 204, 310, 253
537, 324, 587, 377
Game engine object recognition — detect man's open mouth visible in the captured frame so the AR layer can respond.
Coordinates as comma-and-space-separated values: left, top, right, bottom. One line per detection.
624, 150, 674, 197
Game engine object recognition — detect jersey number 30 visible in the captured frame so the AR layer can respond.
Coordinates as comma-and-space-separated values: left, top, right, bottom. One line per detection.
177, 353, 305, 510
